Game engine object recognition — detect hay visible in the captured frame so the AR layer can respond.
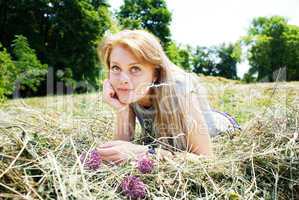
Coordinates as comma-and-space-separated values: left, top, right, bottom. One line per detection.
0, 81, 298, 199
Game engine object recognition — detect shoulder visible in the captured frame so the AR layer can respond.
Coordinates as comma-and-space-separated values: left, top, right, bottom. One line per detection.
175, 74, 208, 95
172, 74, 199, 95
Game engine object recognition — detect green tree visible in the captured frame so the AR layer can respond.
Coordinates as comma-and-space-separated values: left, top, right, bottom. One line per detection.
242, 16, 299, 81
0, 0, 112, 94
0, 35, 47, 99
0, 43, 16, 100
191, 46, 216, 75
166, 42, 192, 71
117, 0, 172, 47
215, 43, 240, 80
191, 44, 240, 79
284, 24, 299, 80
12, 35, 48, 93
46, 0, 111, 90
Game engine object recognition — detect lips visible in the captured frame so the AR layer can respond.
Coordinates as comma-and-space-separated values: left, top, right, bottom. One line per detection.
117, 88, 133, 92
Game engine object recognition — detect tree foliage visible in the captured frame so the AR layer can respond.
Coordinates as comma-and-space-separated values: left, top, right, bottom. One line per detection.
12, 35, 48, 92
0, 43, 16, 100
117, 0, 172, 47
0, 35, 47, 99
191, 43, 240, 79
0, 0, 112, 94
166, 42, 192, 71
242, 16, 299, 81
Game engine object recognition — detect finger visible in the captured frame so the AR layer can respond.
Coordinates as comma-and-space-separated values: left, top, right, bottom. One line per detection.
102, 154, 127, 165
98, 142, 115, 148
97, 147, 117, 157
104, 90, 115, 101
100, 149, 132, 159
98, 140, 125, 148
101, 154, 120, 161
109, 89, 115, 97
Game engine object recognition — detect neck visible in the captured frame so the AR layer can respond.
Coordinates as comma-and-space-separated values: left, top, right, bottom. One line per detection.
136, 95, 153, 108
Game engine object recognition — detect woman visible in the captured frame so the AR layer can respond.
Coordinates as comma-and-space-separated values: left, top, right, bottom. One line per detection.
96, 29, 241, 164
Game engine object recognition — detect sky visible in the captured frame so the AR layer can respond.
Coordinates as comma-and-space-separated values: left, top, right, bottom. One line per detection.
109, 0, 299, 78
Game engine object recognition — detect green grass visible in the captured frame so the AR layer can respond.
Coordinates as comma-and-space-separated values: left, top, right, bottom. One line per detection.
0, 77, 298, 199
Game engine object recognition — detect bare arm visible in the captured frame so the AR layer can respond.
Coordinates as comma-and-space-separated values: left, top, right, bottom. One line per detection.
185, 93, 214, 157
113, 105, 136, 141
102, 79, 136, 141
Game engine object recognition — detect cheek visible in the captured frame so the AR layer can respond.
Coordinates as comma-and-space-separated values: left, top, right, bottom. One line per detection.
109, 73, 128, 85
108, 76, 118, 87
136, 74, 154, 91
133, 81, 151, 95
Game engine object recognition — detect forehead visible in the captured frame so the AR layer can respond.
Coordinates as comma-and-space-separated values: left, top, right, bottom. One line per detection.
110, 44, 142, 64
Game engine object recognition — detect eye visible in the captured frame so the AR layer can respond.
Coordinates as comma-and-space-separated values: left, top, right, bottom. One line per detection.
111, 65, 120, 73
130, 66, 141, 74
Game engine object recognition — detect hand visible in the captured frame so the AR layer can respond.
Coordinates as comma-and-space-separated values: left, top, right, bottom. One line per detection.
102, 79, 128, 111
97, 140, 148, 165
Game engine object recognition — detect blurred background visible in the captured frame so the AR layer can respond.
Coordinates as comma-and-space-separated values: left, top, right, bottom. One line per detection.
0, 0, 298, 100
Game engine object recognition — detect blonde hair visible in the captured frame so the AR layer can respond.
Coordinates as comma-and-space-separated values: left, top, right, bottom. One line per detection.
98, 29, 210, 153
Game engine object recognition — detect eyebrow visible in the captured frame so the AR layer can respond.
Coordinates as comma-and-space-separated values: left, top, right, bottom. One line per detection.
110, 61, 141, 66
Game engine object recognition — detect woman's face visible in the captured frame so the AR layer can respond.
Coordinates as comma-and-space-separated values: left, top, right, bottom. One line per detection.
108, 44, 157, 104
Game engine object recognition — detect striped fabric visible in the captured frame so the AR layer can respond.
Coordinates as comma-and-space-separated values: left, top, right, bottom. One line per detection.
131, 101, 242, 146
209, 109, 242, 137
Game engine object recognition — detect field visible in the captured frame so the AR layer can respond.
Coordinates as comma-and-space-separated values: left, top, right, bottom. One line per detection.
0, 76, 298, 199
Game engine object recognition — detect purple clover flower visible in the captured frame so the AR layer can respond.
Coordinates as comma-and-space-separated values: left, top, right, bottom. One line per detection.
137, 156, 154, 174
121, 175, 146, 199
79, 149, 102, 170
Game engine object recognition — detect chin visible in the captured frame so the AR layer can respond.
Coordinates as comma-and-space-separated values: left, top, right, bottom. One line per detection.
118, 92, 144, 104
119, 99, 131, 104
118, 96, 136, 104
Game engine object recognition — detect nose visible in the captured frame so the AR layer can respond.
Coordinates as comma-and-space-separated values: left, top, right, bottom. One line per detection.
119, 71, 130, 84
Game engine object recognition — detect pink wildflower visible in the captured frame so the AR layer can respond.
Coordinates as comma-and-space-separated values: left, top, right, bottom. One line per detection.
121, 175, 146, 199
80, 149, 101, 170
137, 156, 154, 174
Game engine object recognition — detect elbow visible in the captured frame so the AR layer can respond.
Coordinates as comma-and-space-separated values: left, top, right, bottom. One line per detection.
113, 133, 132, 141
191, 147, 214, 158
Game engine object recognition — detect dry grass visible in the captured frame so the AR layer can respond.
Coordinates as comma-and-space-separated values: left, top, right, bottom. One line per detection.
0, 77, 298, 199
